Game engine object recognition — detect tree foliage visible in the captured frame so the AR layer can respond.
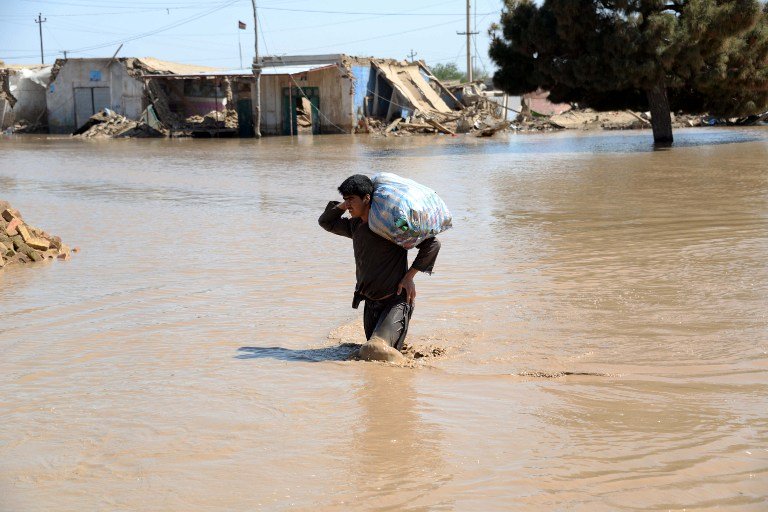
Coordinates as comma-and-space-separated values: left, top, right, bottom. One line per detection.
489, 0, 768, 142
429, 62, 465, 82
430, 62, 491, 83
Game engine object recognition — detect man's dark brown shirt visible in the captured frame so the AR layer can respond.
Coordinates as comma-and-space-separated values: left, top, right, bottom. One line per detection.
318, 201, 440, 303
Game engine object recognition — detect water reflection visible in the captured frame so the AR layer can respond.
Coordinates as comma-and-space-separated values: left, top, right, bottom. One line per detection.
350, 367, 450, 511
531, 380, 768, 510
356, 128, 766, 160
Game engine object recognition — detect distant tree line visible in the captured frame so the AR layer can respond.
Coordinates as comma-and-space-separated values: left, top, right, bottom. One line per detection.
429, 62, 490, 84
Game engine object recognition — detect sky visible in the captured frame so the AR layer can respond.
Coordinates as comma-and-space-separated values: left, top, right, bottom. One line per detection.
0, 0, 504, 72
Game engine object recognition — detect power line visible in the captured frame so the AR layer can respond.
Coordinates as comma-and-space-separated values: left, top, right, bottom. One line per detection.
2, 4, 496, 19
291, 18, 464, 54
257, 11, 348, 134
259, 6, 497, 16
1, 0, 239, 60
60, 0, 240, 55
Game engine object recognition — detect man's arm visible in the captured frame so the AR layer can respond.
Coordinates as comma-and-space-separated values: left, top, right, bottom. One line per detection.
397, 237, 441, 305
318, 201, 354, 238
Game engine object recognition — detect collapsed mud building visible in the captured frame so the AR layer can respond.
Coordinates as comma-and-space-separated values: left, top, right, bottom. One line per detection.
3, 54, 513, 138
45, 57, 227, 134
252, 54, 458, 135
250, 54, 514, 136
0, 64, 51, 132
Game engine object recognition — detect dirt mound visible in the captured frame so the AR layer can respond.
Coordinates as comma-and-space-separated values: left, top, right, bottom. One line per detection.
0, 201, 75, 268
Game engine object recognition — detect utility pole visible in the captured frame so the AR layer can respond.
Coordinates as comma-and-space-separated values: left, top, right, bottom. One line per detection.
408, 49, 418, 62
456, 0, 478, 82
251, 0, 262, 137
35, 13, 46, 64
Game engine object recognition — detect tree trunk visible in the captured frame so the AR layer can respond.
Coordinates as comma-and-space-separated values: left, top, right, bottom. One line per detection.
646, 81, 673, 144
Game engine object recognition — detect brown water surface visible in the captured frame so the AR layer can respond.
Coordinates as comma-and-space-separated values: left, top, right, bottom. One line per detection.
1, 129, 767, 511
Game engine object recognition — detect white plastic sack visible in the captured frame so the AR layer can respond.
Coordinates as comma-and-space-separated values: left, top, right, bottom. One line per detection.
369, 172, 452, 249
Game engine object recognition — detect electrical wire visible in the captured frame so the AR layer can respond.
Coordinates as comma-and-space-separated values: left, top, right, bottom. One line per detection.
56, 0, 240, 54
256, 12, 348, 134
259, 6, 497, 16
2, 1, 241, 60
290, 18, 466, 54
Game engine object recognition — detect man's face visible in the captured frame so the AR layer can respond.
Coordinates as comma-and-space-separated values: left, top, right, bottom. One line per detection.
342, 194, 370, 218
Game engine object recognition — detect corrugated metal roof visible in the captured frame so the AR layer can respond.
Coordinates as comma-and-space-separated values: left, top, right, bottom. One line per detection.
260, 63, 337, 75
138, 63, 337, 79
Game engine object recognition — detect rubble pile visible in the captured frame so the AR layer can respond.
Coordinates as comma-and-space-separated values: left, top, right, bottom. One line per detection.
0, 201, 74, 269
547, 108, 710, 131
357, 104, 720, 137
357, 107, 512, 138
183, 110, 238, 130
5, 120, 47, 134
74, 109, 165, 138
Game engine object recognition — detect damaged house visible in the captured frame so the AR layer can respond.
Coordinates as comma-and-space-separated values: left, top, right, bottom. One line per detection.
138, 69, 256, 137
25, 53, 506, 138
255, 54, 460, 135
46, 57, 223, 134
0, 64, 51, 132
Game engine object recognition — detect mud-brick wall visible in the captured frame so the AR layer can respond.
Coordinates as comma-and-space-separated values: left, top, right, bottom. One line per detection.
259, 66, 353, 136
47, 59, 145, 133
1, 69, 49, 129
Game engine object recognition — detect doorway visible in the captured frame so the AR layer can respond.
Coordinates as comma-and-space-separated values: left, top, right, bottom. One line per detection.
74, 87, 110, 128
282, 87, 320, 135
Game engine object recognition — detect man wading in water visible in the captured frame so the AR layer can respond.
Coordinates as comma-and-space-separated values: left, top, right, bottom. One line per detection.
319, 174, 441, 362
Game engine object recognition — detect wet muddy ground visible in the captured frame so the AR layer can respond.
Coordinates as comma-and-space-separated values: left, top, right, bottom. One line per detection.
1, 129, 767, 510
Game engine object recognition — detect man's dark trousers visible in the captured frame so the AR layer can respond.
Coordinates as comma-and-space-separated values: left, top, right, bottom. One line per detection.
363, 292, 413, 351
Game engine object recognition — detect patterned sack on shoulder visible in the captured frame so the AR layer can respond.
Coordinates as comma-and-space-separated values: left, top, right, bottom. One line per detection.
369, 172, 452, 249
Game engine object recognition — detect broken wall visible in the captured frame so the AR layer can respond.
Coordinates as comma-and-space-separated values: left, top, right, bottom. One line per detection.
2, 66, 52, 130
180, 79, 227, 116
47, 59, 145, 133
0, 68, 13, 130
259, 65, 351, 135
371, 62, 452, 118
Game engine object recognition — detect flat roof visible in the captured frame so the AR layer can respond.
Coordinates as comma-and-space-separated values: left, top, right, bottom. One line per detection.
139, 63, 337, 79
260, 63, 336, 75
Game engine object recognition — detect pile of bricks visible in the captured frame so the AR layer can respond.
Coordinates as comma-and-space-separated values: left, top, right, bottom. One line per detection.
0, 201, 74, 269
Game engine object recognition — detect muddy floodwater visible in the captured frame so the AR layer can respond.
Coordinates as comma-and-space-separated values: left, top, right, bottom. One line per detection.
1, 129, 767, 511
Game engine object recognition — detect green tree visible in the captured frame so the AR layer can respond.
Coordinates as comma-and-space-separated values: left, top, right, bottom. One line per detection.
429, 62, 490, 83
429, 62, 465, 82
489, 0, 768, 143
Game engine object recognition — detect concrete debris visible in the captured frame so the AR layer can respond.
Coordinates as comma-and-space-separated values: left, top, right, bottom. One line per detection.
0, 68, 16, 108
144, 78, 183, 129
184, 110, 238, 130
73, 109, 165, 139
295, 97, 313, 129
5, 120, 47, 134
550, 109, 648, 130
548, 108, 707, 131
0, 201, 73, 269
354, 101, 718, 137
357, 100, 510, 137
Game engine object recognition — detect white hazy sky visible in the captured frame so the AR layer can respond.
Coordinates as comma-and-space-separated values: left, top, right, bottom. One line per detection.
1, 0, 503, 72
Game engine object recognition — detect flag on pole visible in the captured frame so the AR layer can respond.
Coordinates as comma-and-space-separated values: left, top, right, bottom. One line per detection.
238, 20, 246, 30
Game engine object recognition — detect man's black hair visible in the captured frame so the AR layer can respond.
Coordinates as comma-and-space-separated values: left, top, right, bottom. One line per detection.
338, 174, 373, 199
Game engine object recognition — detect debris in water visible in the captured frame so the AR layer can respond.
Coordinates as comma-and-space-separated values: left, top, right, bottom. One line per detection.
0, 201, 73, 268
